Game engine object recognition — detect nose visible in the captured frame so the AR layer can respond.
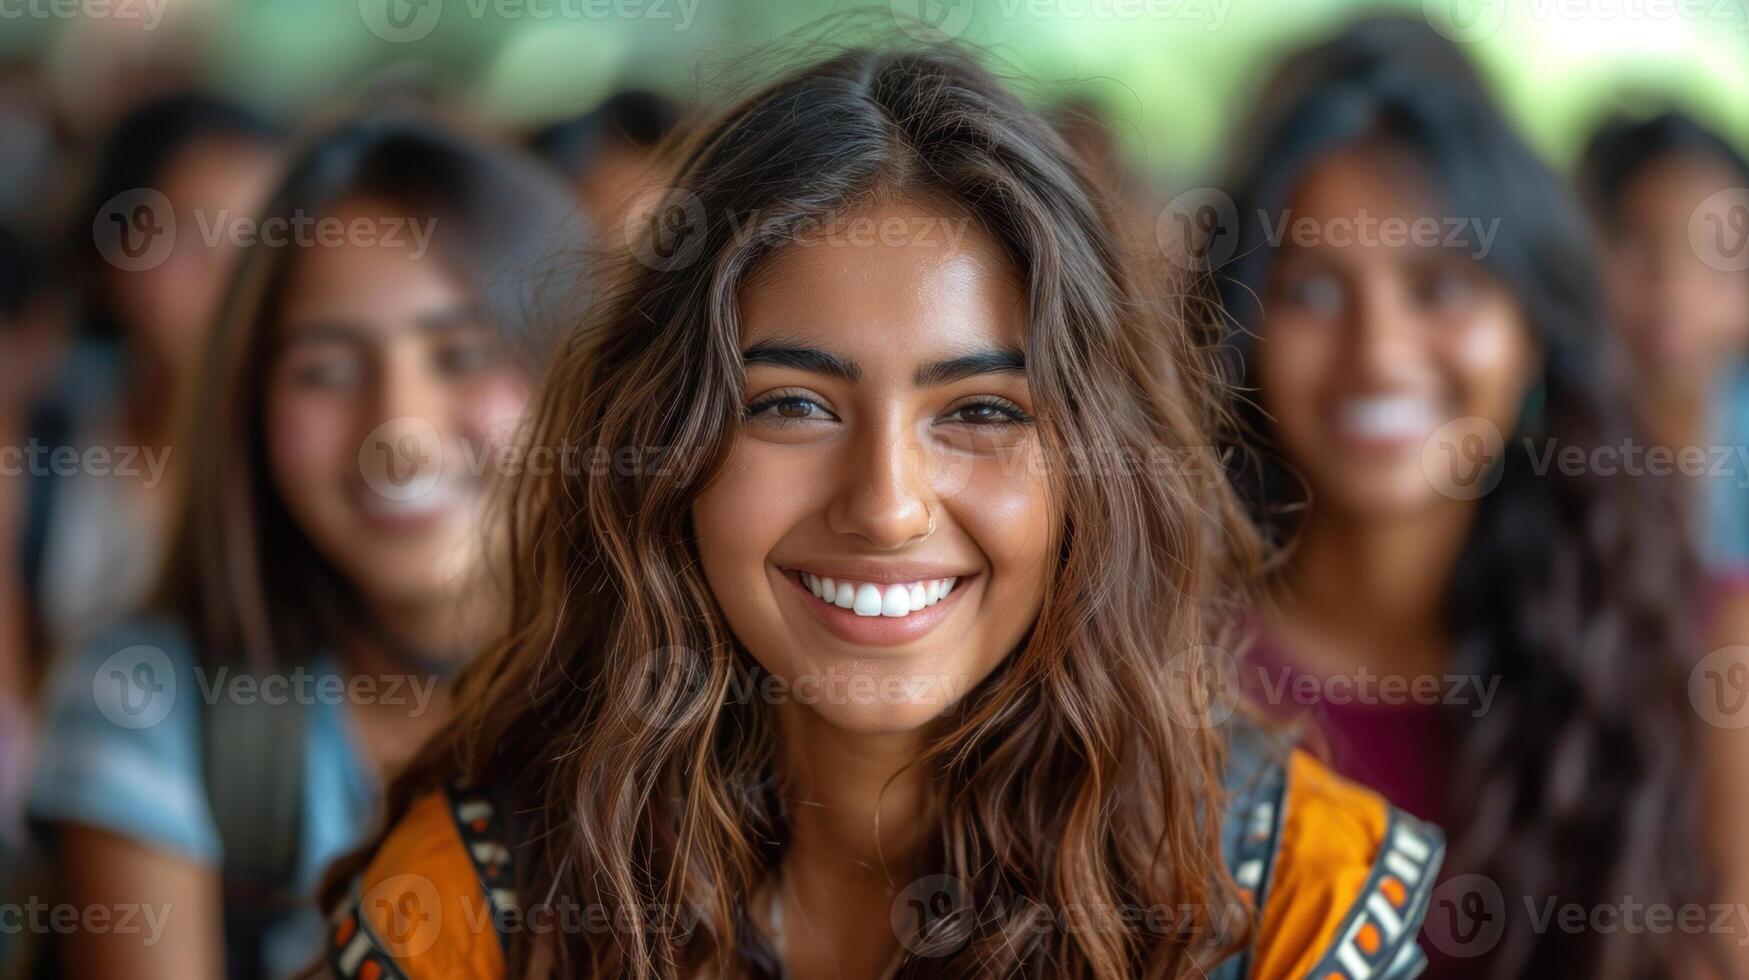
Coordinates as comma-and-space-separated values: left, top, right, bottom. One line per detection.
1346, 278, 1422, 384
824, 410, 936, 550
369, 339, 450, 463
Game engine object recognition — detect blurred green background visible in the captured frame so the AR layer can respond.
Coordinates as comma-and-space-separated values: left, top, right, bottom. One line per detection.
7, 0, 1746, 183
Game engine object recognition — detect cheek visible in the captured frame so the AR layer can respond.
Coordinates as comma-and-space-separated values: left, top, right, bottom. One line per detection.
265, 389, 358, 510
950, 446, 1053, 607
1254, 322, 1333, 454
1256, 320, 1331, 405
1444, 309, 1535, 423
457, 372, 532, 448
694, 438, 822, 578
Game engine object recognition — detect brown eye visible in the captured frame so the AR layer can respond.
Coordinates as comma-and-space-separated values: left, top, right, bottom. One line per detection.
1280, 270, 1345, 317
290, 355, 363, 389
744, 391, 836, 426
1415, 266, 1478, 311
945, 399, 1030, 426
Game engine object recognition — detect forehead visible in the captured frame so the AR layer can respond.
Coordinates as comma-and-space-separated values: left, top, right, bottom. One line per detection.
1619, 155, 1742, 227
1288, 148, 1437, 226
737, 197, 1027, 359
276, 200, 462, 328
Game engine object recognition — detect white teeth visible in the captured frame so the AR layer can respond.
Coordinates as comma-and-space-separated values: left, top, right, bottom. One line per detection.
880, 584, 909, 617
798, 573, 961, 618
1334, 394, 1440, 442
854, 583, 884, 616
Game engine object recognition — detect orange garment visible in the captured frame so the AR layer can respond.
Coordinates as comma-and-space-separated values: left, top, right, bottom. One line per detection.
328, 749, 1438, 979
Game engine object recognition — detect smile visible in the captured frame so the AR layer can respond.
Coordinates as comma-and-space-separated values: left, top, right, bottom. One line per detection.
777, 565, 974, 647
799, 573, 960, 618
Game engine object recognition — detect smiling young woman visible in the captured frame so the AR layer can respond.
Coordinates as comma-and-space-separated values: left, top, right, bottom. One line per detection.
319, 46, 1442, 979
27, 114, 584, 980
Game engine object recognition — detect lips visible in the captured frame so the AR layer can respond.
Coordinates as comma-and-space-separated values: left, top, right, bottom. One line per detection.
777, 564, 974, 647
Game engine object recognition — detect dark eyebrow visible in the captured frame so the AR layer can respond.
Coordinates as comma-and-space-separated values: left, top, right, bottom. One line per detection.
278, 321, 365, 348
416, 302, 489, 335
914, 347, 1026, 387
740, 342, 861, 382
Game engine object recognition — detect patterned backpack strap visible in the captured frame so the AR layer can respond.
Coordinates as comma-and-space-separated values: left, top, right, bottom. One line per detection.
328, 876, 414, 980
1299, 806, 1443, 980
1206, 723, 1292, 980
444, 780, 521, 955
325, 783, 521, 979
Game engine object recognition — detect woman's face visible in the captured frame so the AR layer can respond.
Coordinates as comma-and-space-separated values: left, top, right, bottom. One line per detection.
1255, 150, 1540, 517
692, 198, 1053, 737
1603, 155, 1749, 380
111, 136, 279, 376
265, 197, 530, 631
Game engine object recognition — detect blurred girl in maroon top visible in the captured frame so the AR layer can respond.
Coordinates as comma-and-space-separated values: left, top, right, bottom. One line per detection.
1206, 16, 1732, 979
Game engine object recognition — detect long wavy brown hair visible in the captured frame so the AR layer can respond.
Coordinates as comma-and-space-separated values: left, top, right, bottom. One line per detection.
1213, 20, 1714, 978
336, 41, 1263, 979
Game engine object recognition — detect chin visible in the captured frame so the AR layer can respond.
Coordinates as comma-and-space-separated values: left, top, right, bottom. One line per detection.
807, 702, 959, 737
1328, 480, 1450, 518
769, 654, 978, 737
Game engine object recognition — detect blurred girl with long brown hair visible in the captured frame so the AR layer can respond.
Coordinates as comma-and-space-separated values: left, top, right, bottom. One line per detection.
1213, 19, 1726, 978
320, 44, 1442, 980
28, 114, 583, 979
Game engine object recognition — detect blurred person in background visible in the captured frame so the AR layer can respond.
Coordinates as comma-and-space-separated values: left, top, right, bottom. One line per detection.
0, 224, 64, 872
27, 114, 586, 980
1211, 20, 1727, 978
528, 88, 683, 226
1582, 111, 1749, 977
1581, 111, 1749, 572
22, 93, 281, 662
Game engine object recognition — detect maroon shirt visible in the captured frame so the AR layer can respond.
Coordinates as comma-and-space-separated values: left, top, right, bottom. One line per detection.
1239, 636, 1472, 978
1238, 638, 1458, 830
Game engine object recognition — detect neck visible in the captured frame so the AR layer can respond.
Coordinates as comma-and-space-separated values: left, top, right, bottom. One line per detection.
1271, 501, 1473, 676
777, 708, 931, 877
1637, 374, 1713, 452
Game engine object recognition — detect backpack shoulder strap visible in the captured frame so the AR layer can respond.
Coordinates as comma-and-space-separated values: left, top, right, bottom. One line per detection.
328, 784, 519, 980
444, 781, 520, 955
1207, 723, 1293, 980
203, 669, 308, 979
1242, 747, 1444, 980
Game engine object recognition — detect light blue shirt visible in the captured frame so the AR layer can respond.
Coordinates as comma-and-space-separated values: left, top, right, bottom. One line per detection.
27, 617, 380, 977
1704, 366, 1749, 571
